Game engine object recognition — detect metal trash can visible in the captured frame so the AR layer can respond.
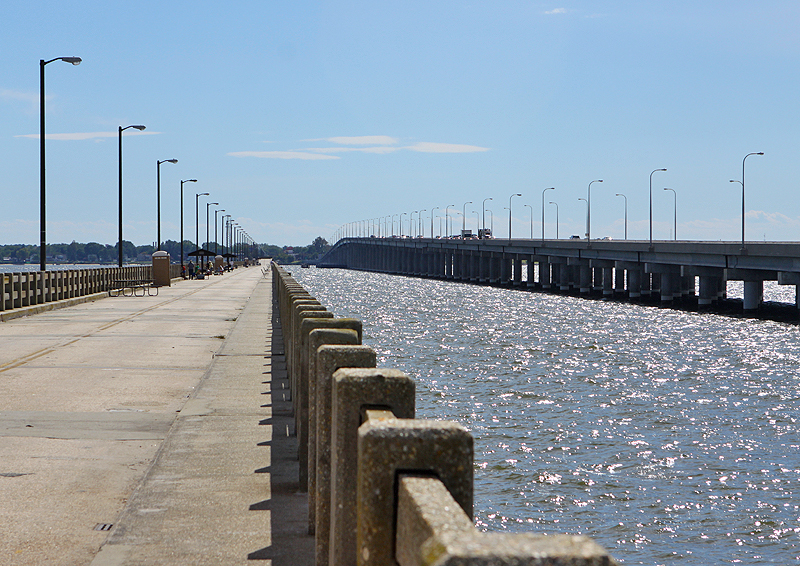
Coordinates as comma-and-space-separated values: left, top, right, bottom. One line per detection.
152, 251, 171, 287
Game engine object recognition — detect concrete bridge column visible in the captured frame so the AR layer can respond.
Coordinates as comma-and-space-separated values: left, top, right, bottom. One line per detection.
591, 260, 614, 297
490, 253, 501, 284
777, 272, 800, 311
592, 267, 603, 293
478, 252, 488, 283
460, 250, 470, 282
513, 256, 523, 286
578, 265, 591, 294
602, 268, 613, 296
498, 254, 509, 285
645, 263, 681, 303
538, 259, 550, 289
744, 281, 763, 310
698, 276, 718, 306
467, 250, 478, 282
682, 276, 696, 298
628, 268, 642, 298
614, 267, 625, 295
451, 250, 460, 280
526, 256, 537, 288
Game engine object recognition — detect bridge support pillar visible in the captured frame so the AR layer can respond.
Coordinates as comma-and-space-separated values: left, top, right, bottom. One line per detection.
538, 259, 550, 289
614, 267, 625, 295
579, 265, 591, 294
592, 266, 603, 292
777, 271, 800, 310
478, 251, 489, 283
500, 254, 511, 285
698, 275, 718, 306
743, 280, 763, 310
513, 256, 523, 286
526, 256, 537, 288
590, 260, 614, 297
616, 261, 642, 299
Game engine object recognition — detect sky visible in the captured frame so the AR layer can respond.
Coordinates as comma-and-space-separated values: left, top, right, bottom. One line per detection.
2, 1, 799, 248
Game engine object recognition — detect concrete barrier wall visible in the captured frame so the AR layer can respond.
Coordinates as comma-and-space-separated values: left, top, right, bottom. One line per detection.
0, 264, 183, 313
271, 262, 618, 566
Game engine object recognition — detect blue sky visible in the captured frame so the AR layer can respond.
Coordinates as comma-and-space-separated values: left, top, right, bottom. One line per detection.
2, 1, 799, 247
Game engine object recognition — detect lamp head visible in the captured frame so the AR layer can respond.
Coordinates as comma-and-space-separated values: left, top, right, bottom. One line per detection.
167, 159, 178, 164
659, 168, 667, 172
132, 125, 146, 131
757, 152, 764, 155
62, 57, 82, 65
210, 202, 219, 206
199, 192, 209, 196
185, 179, 197, 183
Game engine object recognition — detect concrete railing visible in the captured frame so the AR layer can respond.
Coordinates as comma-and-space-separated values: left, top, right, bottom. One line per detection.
272, 262, 618, 566
0, 264, 184, 313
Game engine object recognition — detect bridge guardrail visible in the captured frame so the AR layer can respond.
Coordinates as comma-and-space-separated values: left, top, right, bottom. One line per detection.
272, 262, 618, 566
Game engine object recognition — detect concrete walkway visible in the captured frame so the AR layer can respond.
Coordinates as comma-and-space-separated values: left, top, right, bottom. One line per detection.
0, 263, 313, 565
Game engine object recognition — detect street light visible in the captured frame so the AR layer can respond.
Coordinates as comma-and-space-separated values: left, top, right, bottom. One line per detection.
156, 159, 178, 250
206, 201, 219, 269
400, 212, 407, 237
418, 209, 426, 237
180, 180, 197, 270
486, 209, 494, 235
215, 208, 225, 255
39, 56, 81, 271
482, 197, 493, 235
524, 204, 533, 239
445, 204, 455, 237
578, 198, 588, 238
549, 202, 559, 239
462, 201, 473, 236
431, 207, 439, 238
615, 193, 627, 240
118, 124, 146, 267
196, 192, 209, 262
541, 187, 554, 241
664, 188, 676, 240
649, 168, 667, 249
739, 152, 764, 251
508, 193, 522, 240
587, 179, 603, 243
391, 214, 398, 237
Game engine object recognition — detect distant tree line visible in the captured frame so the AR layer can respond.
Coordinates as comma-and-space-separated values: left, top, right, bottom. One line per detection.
0, 236, 330, 264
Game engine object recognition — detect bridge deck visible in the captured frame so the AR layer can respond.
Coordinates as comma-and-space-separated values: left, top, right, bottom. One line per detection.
0, 262, 312, 565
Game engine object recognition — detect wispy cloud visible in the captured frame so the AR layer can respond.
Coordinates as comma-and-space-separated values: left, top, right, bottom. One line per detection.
15, 131, 160, 141
228, 151, 339, 160
307, 135, 399, 145
544, 8, 567, 15
230, 136, 490, 160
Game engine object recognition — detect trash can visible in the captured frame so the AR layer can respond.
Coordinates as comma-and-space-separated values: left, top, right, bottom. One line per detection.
214, 255, 224, 274
152, 251, 171, 287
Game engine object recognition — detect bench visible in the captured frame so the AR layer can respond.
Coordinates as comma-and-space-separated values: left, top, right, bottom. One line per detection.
108, 280, 159, 297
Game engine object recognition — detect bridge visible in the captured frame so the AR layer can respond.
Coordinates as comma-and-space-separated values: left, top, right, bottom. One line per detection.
320, 237, 800, 312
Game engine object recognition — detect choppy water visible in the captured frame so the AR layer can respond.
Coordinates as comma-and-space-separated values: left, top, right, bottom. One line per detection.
290, 267, 800, 565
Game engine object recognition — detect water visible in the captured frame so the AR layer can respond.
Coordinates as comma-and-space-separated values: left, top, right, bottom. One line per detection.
290, 267, 800, 565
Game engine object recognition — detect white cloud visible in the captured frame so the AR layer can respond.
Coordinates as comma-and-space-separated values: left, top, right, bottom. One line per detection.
406, 142, 490, 153
304, 135, 398, 145
544, 8, 567, 15
302, 145, 400, 154
16, 131, 160, 141
227, 150, 339, 160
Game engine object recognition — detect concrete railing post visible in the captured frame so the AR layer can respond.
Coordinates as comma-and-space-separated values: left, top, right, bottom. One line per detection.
357, 416, 473, 566
330, 368, 415, 566
314, 345, 378, 565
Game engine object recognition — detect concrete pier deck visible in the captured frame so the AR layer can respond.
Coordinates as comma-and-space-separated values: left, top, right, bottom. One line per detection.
0, 262, 313, 565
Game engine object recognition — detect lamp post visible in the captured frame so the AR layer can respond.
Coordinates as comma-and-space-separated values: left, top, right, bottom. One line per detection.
400, 213, 407, 237
156, 159, 178, 250
664, 188, 676, 240
524, 204, 533, 239
206, 201, 218, 269
586, 179, 602, 244
508, 193, 522, 240
431, 207, 439, 238
411, 211, 418, 239
118, 124, 146, 267
549, 201, 559, 239
180, 180, 197, 270
739, 152, 764, 251
578, 198, 588, 238
473, 211, 480, 235
445, 204, 455, 237
649, 168, 667, 249
482, 197, 492, 235
486, 209, 494, 235
541, 187, 554, 241
215, 209, 224, 255
462, 201, 472, 236
39, 56, 81, 271
418, 209, 426, 237
392, 214, 398, 237
195, 192, 209, 263
615, 193, 627, 240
